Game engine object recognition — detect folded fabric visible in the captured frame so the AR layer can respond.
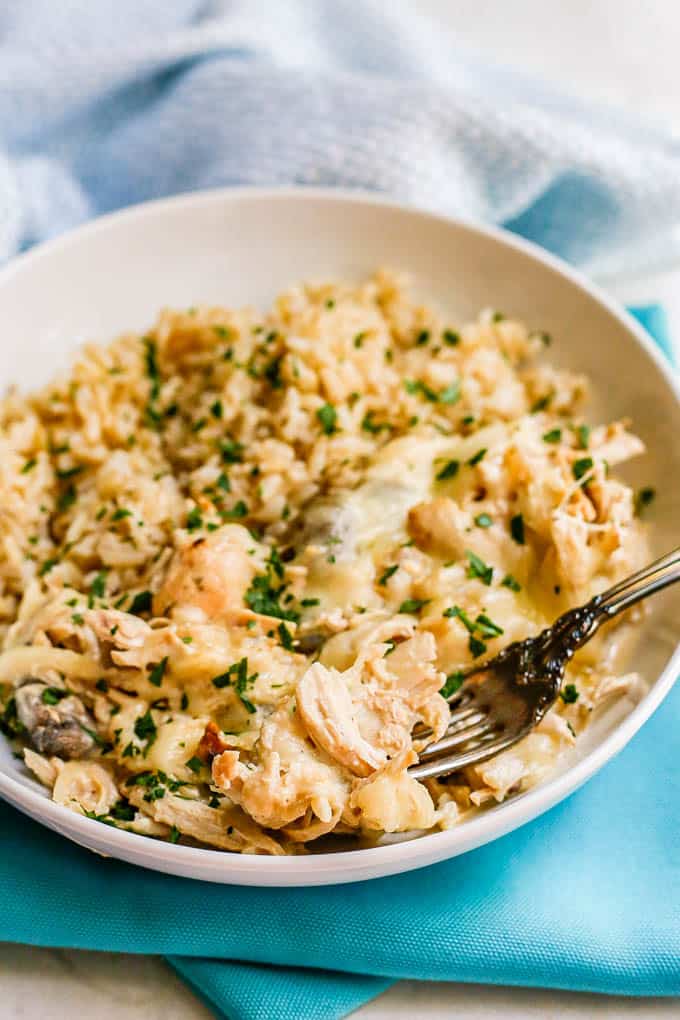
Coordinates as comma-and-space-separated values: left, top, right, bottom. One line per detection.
1, 309, 675, 1020
1, 1, 680, 277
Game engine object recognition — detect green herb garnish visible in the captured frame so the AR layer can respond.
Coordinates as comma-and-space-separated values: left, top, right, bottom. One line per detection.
378, 564, 399, 586
316, 403, 338, 435
148, 656, 168, 688
510, 513, 525, 545
572, 457, 594, 481
398, 598, 431, 615
465, 550, 493, 585
436, 459, 459, 481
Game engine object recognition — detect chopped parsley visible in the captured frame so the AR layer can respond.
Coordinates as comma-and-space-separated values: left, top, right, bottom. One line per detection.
542, 428, 562, 444
474, 613, 504, 638
57, 484, 77, 513
110, 801, 136, 822
444, 606, 503, 641
474, 513, 493, 528
415, 329, 430, 346
277, 622, 294, 650
185, 756, 203, 774
576, 424, 591, 449
442, 329, 460, 346
216, 471, 231, 492
572, 457, 594, 481
169, 825, 181, 843
443, 605, 476, 632
39, 557, 59, 577
90, 572, 107, 602
148, 656, 168, 688
129, 590, 152, 616
378, 564, 399, 586
531, 394, 552, 413
439, 381, 461, 405
143, 337, 162, 427
245, 566, 300, 622
467, 448, 487, 467
133, 709, 157, 755
212, 657, 257, 713
501, 573, 521, 592
510, 513, 525, 545
218, 438, 244, 464
111, 507, 132, 521
560, 683, 579, 704
21, 458, 37, 474
468, 635, 487, 658
436, 459, 459, 481
210, 400, 223, 419
398, 598, 430, 615
41, 687, 68, 706
0, 697, 25, 738
440, 671, 464, 698
465, 550, 493, 586
404, 379, 460, 405
186, 506, 203, 532
316, 403, 338, 435
125, 770, 187, 802
300, 597, 320, 608
222, 500, 248, 520
361, 411, 391, 435
56, 465, 83, 480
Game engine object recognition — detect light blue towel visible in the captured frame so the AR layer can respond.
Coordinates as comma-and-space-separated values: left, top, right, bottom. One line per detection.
2, 0, 680, 276
1, 4, 679, 1018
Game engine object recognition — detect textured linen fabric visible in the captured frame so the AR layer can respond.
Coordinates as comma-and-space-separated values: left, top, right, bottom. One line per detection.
1, 0, 680, 276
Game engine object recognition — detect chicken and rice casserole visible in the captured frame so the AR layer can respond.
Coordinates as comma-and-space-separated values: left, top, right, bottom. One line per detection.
0, 271, 650, 854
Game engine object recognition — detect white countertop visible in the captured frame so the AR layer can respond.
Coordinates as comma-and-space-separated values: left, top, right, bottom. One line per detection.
3, 1, 680, 1017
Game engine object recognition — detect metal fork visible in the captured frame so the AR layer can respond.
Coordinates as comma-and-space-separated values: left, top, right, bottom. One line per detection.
408, 547, 680, 781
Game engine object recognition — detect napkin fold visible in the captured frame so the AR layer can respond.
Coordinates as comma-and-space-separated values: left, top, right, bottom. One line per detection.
2, 1, 680, 277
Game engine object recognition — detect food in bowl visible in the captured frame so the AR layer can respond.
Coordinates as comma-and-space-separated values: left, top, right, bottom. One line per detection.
0, 270, 650, 854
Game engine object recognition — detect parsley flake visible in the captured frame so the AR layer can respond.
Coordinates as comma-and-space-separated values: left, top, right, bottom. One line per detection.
465, 550, 493, 586
148, 656, 168, 688
510, 513, 525, 545
316, 403, 338, 435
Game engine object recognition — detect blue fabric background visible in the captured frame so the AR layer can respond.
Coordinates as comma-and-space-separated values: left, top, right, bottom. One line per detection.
1, 2, 679, 1017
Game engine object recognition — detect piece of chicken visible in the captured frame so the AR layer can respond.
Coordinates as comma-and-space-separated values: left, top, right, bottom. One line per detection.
153, 524, 266, 623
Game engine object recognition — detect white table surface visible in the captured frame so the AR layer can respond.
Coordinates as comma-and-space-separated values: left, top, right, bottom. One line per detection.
4, 1, 680, 1017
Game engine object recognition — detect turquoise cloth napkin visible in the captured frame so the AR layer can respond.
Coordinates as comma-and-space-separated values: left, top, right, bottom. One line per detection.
1, 308, 676, 1020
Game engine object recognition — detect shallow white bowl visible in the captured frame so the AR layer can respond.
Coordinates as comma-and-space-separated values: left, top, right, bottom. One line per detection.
1, 188, 679, 886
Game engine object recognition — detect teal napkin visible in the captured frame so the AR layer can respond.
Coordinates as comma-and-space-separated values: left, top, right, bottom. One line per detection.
1, 306, 676, 1020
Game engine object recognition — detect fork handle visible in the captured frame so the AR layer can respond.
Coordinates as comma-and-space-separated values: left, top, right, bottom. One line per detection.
597, 546, 680, 619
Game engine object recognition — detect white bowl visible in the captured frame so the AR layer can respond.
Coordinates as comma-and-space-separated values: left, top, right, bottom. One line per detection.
1, 188, 679, 886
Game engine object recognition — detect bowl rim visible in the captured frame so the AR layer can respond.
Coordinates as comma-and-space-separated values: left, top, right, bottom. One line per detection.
0, 184, 678, 885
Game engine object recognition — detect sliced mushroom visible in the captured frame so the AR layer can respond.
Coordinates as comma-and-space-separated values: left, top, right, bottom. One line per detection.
14, 678, 96, 759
